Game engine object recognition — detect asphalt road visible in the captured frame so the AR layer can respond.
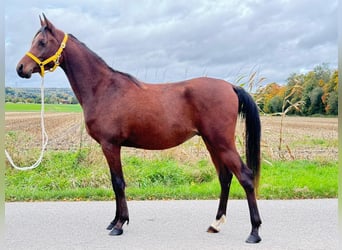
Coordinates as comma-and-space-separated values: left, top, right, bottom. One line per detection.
4, 199, 337, 250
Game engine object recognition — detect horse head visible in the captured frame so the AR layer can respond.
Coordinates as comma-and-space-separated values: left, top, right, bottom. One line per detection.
17, 14, 65, 78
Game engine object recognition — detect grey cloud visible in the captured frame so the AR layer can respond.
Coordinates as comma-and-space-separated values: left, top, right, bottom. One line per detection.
5, 0, 337, 87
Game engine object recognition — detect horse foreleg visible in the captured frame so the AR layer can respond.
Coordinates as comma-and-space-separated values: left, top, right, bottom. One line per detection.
101, 143, 129, 236
107, 172, 129, 235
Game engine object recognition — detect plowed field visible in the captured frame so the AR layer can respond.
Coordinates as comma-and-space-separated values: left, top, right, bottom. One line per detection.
5, 112, 338, 161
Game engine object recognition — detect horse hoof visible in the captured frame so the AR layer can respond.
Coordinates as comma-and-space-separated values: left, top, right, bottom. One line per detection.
245, 233, 261, 243
109, 228, 123, 236
207, 226, 219, 233
106, 222, 115, 230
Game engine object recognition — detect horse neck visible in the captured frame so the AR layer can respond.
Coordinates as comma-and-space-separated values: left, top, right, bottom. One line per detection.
60, 35, 121, 105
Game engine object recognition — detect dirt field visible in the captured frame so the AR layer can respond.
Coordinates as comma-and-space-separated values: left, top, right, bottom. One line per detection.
5, 112, 338, 161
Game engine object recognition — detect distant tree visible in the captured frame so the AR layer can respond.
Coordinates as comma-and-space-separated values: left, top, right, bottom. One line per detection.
266, 96, 283, 113
26, 98, 34, 103
49, 94, 58, 104
255, 64, 337, 116
309, 87, 324, 114
255, 82, 285, 113
69, 96, 79, 104
5, 87, 15, 96
313, 63, 331, 84
325, 91, 338, 115
284, 73, 304, 115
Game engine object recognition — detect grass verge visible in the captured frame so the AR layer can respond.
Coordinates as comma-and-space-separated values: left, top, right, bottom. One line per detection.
5, 149, 337, 201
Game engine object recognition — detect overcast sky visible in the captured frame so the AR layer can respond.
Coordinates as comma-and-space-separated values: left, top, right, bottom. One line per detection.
5, 0, 337, 88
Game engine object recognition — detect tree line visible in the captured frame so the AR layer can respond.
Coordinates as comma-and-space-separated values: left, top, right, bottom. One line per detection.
5, 64, 338, 116
255, 64, 338, 115
5, 87, 78, 104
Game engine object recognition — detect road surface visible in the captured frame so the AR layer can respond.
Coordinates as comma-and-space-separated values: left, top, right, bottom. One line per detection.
4, 199, 337, 250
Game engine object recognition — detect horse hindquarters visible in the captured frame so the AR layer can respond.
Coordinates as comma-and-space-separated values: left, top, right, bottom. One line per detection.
200, 84, 261, 243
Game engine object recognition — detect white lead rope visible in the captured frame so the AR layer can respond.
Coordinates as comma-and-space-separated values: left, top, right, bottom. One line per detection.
5, 76, 48, 170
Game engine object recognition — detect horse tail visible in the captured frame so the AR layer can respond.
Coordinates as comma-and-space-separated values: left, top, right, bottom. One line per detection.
233, 86, 261, 191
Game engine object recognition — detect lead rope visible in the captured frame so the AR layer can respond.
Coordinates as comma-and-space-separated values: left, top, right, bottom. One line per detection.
5, 76, 48, 170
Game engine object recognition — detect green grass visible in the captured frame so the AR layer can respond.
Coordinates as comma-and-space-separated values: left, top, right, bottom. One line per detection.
5, 103, 82, 112
259, 160, 337, 199
292, 135, 338, 148
5, 149, 338, 201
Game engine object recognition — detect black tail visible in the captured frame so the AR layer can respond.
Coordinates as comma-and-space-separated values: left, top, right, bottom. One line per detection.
233, 86, 261, 190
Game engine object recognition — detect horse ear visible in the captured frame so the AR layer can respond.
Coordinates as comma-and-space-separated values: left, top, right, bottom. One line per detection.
39, 14, 45, 27
41, 13, 57, 35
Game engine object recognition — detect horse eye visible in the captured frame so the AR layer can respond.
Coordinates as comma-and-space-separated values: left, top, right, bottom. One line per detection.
38, 40, 46, 47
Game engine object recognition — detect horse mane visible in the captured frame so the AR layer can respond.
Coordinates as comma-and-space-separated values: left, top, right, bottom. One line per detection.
68, 34, 143, 88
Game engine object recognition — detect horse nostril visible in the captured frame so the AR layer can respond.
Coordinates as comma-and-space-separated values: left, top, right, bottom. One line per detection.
17, 63, 31, 78
17, 64, 24, 73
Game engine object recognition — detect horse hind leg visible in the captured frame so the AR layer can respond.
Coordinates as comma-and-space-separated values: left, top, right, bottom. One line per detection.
207, 156, 233, 233
206, 143, 262, 243
237, 160, 262, 243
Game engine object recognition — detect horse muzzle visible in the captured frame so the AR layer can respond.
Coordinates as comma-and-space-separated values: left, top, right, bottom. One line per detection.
16, 63, 33, 79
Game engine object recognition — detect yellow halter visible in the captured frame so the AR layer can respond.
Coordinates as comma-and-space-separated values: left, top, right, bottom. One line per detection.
26, 33, 68, 77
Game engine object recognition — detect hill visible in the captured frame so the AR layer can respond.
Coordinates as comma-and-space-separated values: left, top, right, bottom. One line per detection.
5, 87, 78, 104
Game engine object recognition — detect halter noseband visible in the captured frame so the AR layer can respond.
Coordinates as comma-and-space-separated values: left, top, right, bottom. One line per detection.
26, 33, 68, 77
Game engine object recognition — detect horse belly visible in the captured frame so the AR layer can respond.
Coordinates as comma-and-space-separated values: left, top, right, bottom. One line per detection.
123, 123, 198, 150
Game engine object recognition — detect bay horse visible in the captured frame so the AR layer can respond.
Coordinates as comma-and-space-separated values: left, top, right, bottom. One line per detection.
16, 14, 262, 243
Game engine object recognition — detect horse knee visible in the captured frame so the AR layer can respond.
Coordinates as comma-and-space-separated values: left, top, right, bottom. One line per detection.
114, 175, 126, 189
110, 173, 126, 195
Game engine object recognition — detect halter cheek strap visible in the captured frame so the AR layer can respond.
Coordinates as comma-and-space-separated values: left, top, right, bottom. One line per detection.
26, 33, 68, 77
